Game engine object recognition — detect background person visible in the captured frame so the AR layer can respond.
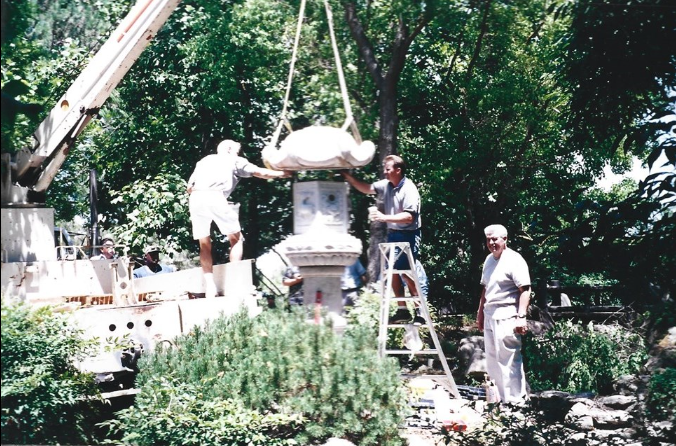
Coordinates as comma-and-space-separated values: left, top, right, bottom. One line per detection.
341, 258, 367, 308
282, 265, 304, 307
90, 237, 117, 260
133, 245, 176, 278
476, 224, 531, 404
187, 139, 290, 298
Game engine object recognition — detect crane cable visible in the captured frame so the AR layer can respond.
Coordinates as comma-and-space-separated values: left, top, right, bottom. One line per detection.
268, 0, 362, 149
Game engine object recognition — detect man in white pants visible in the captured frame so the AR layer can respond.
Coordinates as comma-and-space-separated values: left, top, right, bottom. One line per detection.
476, 224, 530, 403
187, 139, 289, 298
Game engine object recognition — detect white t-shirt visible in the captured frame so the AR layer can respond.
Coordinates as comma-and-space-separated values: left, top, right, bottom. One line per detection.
480, 247, 530, 320
188, 154, 256, 198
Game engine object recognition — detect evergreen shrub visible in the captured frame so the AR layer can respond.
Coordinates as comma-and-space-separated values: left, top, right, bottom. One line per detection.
1, 299, 104, 445
524, 320, 647, 394
106, 307, 408, 445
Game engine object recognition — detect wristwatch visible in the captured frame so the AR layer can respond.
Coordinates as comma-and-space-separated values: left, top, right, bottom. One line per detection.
517, 313, 527, 318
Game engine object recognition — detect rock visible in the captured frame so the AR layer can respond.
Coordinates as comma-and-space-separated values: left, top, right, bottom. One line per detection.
565, 399, 634, 430
588, 407, 633, 428
614, 374, 639, 394
530, 390, 575, 421
645, 328, 676, 369
646, 420, 675, 444
597, 394, 636, 410
566, 402, 596, 430
527, 320, 551, 336
457, 336, 486, 378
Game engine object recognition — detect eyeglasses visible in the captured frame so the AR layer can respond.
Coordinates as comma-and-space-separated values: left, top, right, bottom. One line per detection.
103, 244, 114, 248
486, 237, 504, 242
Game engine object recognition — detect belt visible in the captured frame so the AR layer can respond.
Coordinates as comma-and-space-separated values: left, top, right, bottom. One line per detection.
342, 288, 361, 293
388, 229, 419, 233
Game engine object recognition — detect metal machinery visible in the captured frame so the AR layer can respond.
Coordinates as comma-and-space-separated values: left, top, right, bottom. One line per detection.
1, 0, 259, 398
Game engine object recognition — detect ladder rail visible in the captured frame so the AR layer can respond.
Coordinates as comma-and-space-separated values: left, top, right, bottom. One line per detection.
377, 242, 460, 398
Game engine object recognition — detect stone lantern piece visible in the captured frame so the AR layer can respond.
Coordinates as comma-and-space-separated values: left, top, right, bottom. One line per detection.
278, 181, 362, 318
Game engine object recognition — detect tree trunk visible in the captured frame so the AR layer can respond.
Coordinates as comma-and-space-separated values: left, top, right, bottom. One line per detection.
343, 2, 431, 280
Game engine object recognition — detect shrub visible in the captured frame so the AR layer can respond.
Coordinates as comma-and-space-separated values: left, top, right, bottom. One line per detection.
105, 307, 408, 445
1, 299, 104, 445
524, 320, 647, 394
101, 377, 304, 446
646, 367, 676, 422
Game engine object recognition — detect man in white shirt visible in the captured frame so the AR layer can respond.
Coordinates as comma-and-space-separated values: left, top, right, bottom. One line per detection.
476, 224, 531, 403
187, 139, 290, 298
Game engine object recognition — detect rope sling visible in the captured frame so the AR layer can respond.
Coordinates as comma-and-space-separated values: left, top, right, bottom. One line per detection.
261, 0, 375, 170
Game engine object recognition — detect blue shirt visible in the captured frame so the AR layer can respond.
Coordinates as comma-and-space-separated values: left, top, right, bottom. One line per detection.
133, 264, 176, 279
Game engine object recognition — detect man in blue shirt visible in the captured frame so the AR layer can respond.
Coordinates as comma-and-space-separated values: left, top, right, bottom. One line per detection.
133, 245, 176, 278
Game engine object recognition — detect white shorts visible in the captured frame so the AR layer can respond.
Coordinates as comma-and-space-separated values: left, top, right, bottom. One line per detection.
189, 191, 241, 240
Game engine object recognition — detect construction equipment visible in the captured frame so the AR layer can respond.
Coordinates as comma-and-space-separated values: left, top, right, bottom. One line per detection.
377, 242, 460, 398
0, 0, 260, 399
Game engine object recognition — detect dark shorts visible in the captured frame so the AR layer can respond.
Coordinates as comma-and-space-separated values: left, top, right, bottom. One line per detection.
387, 229, 421, 270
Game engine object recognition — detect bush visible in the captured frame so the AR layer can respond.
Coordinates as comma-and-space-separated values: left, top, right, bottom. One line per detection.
1, 299, 104, 445
646, 367, 676, 422
101, 377, 304, 446
105, 307, 408, 445
524, 320, 647, 394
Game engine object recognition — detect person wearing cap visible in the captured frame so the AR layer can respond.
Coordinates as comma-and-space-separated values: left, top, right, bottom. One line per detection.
187, 139, 291, 298
133, 245, 176, 278
91, 237, 118, 260
476, 224, 531, 404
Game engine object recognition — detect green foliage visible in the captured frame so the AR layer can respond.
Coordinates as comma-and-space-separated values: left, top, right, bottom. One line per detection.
3, 0, 673, 318
101, 377, 304, 446
524, 320, 647, 394
108, 171, 193, 259
344, 289, 382, 335
558, 0, 676, 156
646, 368, 676, 422
109, 308, 407, 445
1, 299, 104, 445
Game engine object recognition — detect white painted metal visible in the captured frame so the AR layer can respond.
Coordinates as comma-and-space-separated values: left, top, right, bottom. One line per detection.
377, 242, 460, 398
14, 0, 183, 192
1, 208, 57, 262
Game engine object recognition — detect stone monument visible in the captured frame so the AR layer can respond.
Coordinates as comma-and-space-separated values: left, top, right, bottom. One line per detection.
278, 181, 362, 322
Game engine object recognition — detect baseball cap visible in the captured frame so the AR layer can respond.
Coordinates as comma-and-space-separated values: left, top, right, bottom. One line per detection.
144, 245, 161, 254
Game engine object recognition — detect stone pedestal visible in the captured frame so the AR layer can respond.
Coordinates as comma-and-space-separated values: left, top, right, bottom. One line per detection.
278, 181, 362, 319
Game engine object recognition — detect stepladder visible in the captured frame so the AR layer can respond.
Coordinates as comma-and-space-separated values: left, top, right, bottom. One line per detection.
378, 242, 460, 398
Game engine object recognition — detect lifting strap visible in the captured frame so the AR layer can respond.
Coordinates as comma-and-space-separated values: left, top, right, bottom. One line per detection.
268, 0, 362, 150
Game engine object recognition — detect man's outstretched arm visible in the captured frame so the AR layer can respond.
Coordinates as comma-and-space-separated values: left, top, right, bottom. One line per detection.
340, 170, 375, 195
253, 167, 292, 179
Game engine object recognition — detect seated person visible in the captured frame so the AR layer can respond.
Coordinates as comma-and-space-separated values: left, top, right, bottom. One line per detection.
133, 245, 176, 278
90, 237, 117, 260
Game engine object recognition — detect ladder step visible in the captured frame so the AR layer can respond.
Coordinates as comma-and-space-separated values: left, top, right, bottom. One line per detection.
385, 349, 439, 355
384, 296, 420, 302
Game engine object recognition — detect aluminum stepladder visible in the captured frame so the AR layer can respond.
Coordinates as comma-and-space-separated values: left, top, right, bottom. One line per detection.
378, 242, 460, 398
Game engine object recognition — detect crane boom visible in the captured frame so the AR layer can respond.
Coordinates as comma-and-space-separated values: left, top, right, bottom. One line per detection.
7, 0, 181, 203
